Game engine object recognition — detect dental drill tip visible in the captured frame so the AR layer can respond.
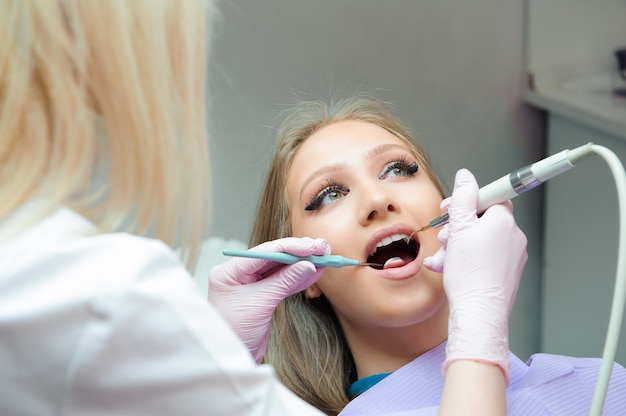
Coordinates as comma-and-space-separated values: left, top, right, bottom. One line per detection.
406, 224, 431, 243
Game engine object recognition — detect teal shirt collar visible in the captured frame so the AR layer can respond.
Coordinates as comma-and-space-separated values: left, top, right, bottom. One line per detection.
348, 373, 392, 398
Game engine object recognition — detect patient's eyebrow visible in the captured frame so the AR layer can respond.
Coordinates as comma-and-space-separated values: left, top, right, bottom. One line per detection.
299, 161, 345, 200
298, 143, 409, 199
366, 143, 407, 159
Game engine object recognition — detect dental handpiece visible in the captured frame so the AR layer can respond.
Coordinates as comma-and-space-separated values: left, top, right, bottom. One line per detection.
414, 142, 596, 234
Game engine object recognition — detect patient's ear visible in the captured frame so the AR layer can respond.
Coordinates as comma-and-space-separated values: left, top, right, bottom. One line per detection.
305, 284, 322, 299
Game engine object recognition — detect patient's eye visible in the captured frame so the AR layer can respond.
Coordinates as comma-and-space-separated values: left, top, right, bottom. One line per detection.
305, 180, 349, 211
379, 158, 419, 180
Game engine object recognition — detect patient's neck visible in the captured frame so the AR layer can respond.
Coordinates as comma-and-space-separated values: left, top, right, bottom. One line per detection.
339, 305, 449, 380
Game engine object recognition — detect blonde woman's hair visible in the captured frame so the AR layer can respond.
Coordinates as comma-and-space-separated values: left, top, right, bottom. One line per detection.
250, 94, 446, 415
0, 0, 213, 269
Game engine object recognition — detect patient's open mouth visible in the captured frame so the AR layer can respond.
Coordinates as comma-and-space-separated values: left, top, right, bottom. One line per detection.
367, 234, 419, 270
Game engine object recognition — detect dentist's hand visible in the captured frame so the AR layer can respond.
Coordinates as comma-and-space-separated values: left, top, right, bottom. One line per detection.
208, 237, 330, 363
424, 169, 528, 384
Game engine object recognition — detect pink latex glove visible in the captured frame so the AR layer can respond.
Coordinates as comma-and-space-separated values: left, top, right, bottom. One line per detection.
208, 237, 330, 363
424, 168, 528, 384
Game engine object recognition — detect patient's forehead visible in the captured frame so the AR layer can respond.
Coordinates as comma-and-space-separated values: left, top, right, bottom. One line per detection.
285, 121, 418, 214
293, 121, 409, 166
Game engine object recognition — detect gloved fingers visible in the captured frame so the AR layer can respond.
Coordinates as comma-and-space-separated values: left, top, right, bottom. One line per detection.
478, 202, 519, 234
439, 196, 451, 212
249, 236, 329, 279
255, 260, 325, 299
209, 257, 273, 286
437, 223, 450, 245
424, 245, 446, 273
480, 200, 514, 218
423, 224, 448, 272
447, 168, 479, 229
251, 237, 330, 257
500, 200, 514, 212
210, 237, 330, 287
506, 278, 523, 315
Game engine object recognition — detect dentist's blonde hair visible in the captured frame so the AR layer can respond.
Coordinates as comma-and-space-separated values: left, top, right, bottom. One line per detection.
250, 94, 446, 415
0, 0, 213, 268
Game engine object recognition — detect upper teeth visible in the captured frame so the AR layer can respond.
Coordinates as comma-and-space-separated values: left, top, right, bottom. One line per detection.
370, 234, 410, 256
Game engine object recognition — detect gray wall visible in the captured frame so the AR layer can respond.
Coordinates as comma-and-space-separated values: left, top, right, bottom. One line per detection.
207, 0, 545, 360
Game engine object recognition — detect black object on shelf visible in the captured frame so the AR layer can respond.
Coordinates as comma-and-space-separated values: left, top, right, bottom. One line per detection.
614, 47, 626, 98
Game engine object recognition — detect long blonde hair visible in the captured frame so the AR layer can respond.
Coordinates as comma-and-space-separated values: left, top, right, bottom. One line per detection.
0, 0, 213, 268
250, 95, 446, 415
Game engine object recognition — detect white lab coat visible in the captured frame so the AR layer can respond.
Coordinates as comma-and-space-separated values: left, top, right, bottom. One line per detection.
0, 203, 323, 416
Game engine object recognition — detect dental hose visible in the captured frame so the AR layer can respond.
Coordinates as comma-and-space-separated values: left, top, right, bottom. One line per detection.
588, 144, 626, 416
